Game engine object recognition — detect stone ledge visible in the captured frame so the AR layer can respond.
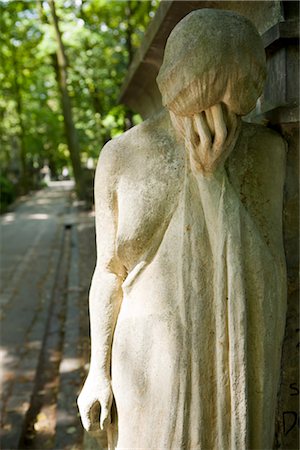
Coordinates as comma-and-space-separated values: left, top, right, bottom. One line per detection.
263, 19, 299, 53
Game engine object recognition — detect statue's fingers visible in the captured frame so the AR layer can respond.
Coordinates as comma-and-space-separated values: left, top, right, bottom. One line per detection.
193, 113, 212, 150
184, 117, 201, 171
184, 117, 198, 148
78, 401, 93, 431
99, 386, 113, 430
210, 104, 227, 151
205, 108, 215, 136
100, 406, 111, 430
192, 113, 213, 172
77, 395, 100, 432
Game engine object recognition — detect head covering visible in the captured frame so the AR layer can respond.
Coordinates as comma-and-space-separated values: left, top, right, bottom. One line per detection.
156, 9, 266, 116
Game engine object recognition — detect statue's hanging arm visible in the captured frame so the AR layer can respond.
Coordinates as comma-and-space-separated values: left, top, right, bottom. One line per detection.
77, 142, 126, 432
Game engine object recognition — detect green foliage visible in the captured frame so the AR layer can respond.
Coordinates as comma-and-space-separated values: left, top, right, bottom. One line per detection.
0, 175, 16, 213
0, 0, 159, 205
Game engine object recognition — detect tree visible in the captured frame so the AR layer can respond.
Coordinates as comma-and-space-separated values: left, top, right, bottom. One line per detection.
48, 0, 86, 199
0, 0, 67, 202
0, 0, 159, 208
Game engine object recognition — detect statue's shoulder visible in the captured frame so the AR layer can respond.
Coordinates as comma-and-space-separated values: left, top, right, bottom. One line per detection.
230, 122, 286, 184
96, 110, 182, 189
241, 122, 286, 156
98, 109, 175, 171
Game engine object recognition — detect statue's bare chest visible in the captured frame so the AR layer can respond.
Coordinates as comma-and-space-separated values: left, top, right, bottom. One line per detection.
115, 146, 184, 271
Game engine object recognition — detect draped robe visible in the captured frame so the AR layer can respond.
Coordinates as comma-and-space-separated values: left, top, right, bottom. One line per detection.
97, 113, 286, 450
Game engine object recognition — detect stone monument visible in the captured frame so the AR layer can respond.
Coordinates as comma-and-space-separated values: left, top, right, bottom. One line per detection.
78, 9, 287, 449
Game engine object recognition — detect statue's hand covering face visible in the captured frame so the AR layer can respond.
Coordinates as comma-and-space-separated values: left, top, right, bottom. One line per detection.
169, 103, 242, 174
157, 9, 266, 174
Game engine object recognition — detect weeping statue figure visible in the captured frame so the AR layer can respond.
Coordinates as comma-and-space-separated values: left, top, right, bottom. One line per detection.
78, 9, 287, 450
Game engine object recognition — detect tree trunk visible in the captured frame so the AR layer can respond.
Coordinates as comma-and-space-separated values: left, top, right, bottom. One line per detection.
125, 1, 134, 65
11, 45, 28, 193
48, 0, 86, 199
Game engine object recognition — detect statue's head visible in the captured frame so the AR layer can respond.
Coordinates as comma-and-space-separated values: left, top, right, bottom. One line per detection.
157, 9, 266, 117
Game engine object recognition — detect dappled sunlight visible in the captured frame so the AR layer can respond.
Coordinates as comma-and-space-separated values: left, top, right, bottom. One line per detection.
27, 213, 50, 220
47, 180, 75, 190
1, 211, 51, 225
34, 198, 52, 206
0, 185, 73, 231
59, 357, 82, 374
77, 219, 95, 234
0, 346, 18, 373
25, 340, 43, 351
1, 213, 15, 224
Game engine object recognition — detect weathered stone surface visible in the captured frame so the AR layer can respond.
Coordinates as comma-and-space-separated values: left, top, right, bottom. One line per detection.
78, 10, 287, 449
275, 123, 299, 449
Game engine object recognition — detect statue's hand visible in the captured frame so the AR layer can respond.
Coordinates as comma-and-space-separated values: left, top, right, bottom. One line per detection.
77, 373, 113, 432
171, 104, 241, 175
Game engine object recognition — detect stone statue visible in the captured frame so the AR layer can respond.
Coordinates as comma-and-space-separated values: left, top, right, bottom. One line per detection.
78, 9, 287, 450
